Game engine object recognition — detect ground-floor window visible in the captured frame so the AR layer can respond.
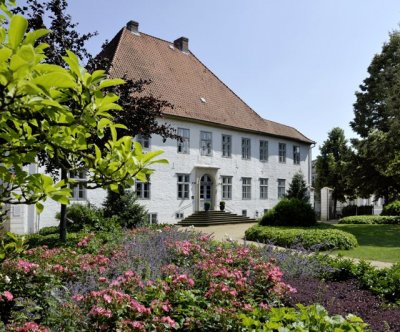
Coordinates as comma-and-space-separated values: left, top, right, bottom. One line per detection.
221, 176, 232, 200
278, 179, 286, 198
70, 170, 87, 200
242, 177, 251, 200
177, 174, 190, 199
136, 178, 150, 199
147, 213, 158, 224
260, 178, 268, 199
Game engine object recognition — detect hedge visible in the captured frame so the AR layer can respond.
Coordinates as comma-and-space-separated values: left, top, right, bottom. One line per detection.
245, 225, 358, 250
339, 215, 400, 224
381, 200, 400, 216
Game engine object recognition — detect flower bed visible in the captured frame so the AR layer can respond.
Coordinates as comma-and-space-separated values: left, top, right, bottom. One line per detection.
0, 227, 368, 331
245, 224, 358, 250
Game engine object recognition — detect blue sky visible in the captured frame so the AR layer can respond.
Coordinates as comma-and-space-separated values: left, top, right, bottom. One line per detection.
50, 1, 400, 153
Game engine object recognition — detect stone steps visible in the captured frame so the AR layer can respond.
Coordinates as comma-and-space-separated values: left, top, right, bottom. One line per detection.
178, 211, 256, 227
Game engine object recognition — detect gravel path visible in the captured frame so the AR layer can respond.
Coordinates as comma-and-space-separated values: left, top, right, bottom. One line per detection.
181, 223, 394, 269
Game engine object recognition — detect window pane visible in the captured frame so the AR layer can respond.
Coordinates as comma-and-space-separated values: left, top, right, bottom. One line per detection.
177, 174, 190, 199
260, 140, 268, 161
279, 143, 286, 163
178, 128, 190, 154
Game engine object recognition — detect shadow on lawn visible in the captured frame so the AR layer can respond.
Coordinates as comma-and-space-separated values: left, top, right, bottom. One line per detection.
335, 224, 400, 248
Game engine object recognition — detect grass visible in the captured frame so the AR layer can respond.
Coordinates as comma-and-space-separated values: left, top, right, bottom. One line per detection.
333, 224, 400, 263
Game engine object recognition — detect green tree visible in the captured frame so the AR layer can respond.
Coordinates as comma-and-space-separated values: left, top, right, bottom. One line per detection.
286, 172, 308, 202
350, 30, 400, 202
0, 9, 167, 240
315, 127, 353, 215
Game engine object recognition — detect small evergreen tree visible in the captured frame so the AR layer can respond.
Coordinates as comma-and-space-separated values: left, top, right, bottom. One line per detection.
287, 172, 309, 202
103, 189, 148, 228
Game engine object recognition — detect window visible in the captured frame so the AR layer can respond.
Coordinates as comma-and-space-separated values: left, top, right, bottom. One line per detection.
221, 176, 232, 200
70, 170, 86, 200
242, 138, 251, 159
177, 128, 190, 154
176, 213, 184, 219
242, 210, 247, 217
136, 178, 150, 199
147, 213, 158, 224
260, 140, 268, 161
242, 177, 251, 200
260, 178, 268, 199
136, 134, 150, 149
222, 135, 232, 157
279, 143, 286, 163
293, 145, 300, 165
278, 179, 286, 198
200, 131, 212, 156
177, 174, 190, 199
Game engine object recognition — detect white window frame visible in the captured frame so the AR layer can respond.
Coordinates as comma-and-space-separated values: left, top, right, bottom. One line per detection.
177, 174, 190, 199
177, 128, 190, 154
279, 143, 286, 163
70, 170, 87, 200
147, 213, 158, 224
242, 138, 251, 160
136, 178, 150, 199
200, 131, 212, 156
222, 134, 232, 158
278, 179, 286, 198
242, 177, 251, 200
293, 145, 300, 165
221, 176, 232, 200
260, 140, 268, 162
260, 178, 268, 199
136, 134, 150, 149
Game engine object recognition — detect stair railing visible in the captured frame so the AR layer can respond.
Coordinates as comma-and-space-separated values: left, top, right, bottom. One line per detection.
176, 202, 193, 215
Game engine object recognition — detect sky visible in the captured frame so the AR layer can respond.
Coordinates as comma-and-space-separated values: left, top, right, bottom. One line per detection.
31, 1, 400, 154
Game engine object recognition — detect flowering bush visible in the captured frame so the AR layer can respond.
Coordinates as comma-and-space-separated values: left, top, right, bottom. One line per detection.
0, 227, 369, 331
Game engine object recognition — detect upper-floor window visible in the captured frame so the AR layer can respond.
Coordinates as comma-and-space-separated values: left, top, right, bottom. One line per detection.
279, 143, 286, 163
177, 128, 190, 154
222, 135, 232, 158
293, 145, 300, 165
242, 177, 251, 200
136, 134, 150, 149
136, 178, 150, 199
260, 178, 268, 199
260, 140, 268, 161
242, 138, 251, 159
221, 176, 232, 200
70, 170, 86, 200
278, 179, 286, 198
200, 131, 212, 156
177, 174, 190, 199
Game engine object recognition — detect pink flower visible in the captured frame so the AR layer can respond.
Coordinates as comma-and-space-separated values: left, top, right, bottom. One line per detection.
89, 305, 113, 318
98, 277, 107, 283
2, 291, 13, 301
103, 294, 112, 303
172, 274, 195, 288
16, 260, 39, 274
160, 316, 176, 328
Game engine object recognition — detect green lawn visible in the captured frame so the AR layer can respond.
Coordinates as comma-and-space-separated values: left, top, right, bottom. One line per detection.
333, 224, 400, 263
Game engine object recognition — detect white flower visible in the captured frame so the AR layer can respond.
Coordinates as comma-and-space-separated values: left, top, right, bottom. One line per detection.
4, 275, 11, 284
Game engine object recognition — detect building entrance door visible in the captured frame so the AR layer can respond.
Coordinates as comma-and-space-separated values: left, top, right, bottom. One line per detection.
200, 174, 212, 210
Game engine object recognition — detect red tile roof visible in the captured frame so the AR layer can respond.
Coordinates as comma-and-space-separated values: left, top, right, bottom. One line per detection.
104, 27, 314, 144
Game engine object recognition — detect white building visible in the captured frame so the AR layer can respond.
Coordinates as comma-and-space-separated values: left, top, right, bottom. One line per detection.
5, 21, 314, 233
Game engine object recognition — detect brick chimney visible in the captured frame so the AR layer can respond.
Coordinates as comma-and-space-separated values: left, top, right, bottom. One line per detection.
126, 21, 139, 34
174, 37, 189, 52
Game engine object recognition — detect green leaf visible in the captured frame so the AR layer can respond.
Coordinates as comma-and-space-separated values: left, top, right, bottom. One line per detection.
32, 72, 77, 89
8, 15, 28, 49
23, 29, 49, 45
35, 202, 44, 214
98, 78, 125, 90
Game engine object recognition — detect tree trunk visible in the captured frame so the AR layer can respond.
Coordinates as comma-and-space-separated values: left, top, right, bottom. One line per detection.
59, 168, 68, 242
333, 197, 338, 219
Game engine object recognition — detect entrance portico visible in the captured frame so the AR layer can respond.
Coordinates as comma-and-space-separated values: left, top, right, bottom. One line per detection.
193, 165, 219, 211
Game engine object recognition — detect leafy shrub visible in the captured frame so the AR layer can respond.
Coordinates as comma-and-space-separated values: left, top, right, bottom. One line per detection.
102, 189, 147, 228
342, 205, 373, 217
26, 232, 81, 249
382, 200, 400, 216
239, 304, 369, 331
260, 198, 316, 227
38, 226, 59, 236
245, 225, 358, 250
339, 215, 400, 224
